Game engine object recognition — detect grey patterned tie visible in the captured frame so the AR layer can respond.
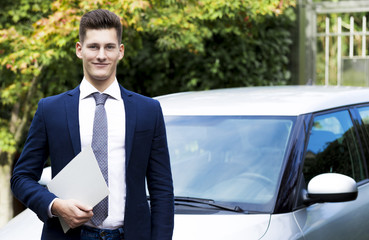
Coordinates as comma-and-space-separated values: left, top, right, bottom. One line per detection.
91, 92, 109, 226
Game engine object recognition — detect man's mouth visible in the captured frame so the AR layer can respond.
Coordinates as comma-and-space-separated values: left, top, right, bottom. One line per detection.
93, 63, 109, 67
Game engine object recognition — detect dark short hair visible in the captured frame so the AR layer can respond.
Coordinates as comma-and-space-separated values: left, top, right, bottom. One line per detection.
79, 9, 122, 44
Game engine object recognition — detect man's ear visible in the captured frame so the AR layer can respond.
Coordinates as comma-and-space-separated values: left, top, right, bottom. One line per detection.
119, 44, 125, 60
76, 42, 83, 59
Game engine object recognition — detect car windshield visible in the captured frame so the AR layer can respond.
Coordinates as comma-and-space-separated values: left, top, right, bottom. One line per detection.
165, 116, 295, 212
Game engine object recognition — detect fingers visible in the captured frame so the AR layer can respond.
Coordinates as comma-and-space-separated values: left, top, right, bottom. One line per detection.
51, 199, 94, 229
74, 200, 93, 212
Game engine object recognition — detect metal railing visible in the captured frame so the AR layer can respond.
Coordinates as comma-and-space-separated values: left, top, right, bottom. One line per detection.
316, 15, 369, 85
299, 0, 369, 85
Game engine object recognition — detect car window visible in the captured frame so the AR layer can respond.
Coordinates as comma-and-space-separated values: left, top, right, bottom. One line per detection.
356, 106, 369, 169
303, 110, 365, 184
358, 106, 369, 137
165, 116, 294, 212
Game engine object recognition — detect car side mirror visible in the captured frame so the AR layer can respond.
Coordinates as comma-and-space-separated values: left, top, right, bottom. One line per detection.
303, 173, 358, 205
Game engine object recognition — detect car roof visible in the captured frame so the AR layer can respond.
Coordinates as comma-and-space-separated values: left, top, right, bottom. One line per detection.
156, 85, 369, 116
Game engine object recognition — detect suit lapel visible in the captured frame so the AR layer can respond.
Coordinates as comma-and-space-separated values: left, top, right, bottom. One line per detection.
120, 85, 136, 167
65, 86, 81, 156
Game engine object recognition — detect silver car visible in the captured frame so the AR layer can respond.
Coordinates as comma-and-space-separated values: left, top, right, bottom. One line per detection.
2, 86, 369, 239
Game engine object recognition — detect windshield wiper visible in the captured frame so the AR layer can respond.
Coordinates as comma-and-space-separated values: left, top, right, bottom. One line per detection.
174, 196, 245, 213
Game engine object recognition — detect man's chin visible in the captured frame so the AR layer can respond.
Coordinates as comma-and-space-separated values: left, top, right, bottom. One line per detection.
85, 76, 115, 87
90, 75, 110, 82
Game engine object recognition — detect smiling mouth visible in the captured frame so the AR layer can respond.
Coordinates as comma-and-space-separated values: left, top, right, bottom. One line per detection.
93, 63, 109, 67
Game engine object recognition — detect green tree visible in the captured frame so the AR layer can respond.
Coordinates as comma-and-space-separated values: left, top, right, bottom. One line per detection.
0, 0, 295, 226
120, 0, 296, 95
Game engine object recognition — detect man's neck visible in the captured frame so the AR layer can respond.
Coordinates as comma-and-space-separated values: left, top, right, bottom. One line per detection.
85, 77, 115, 92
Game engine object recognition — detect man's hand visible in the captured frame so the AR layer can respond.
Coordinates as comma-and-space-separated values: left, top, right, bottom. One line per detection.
51, 199, 94, 229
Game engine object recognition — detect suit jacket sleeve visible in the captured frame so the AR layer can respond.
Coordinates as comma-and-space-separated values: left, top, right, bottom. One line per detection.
146, 100, 174, 240
11, 99, 57, 222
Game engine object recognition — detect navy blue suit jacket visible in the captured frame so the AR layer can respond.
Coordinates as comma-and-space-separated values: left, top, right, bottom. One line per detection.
11, 85, 174, 240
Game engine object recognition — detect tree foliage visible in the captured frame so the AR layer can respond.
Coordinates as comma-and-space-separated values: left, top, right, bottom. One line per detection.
0, 0, 296, 171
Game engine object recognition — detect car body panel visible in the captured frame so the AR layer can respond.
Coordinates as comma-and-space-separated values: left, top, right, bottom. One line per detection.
294, 183, 369, 239
260, 213, 303, 240
173, 214, 271, 239
0, 208, 42, 240
157, 86, 369, 116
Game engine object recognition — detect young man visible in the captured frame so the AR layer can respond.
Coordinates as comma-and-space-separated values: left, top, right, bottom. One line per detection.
11, 9, 174, 240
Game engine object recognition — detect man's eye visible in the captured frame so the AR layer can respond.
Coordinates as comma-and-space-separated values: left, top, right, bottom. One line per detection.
89, 46, 98, 49
106, 45, 115, 50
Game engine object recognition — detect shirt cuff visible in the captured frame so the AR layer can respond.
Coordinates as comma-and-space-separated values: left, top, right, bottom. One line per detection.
48, 198, 58, 218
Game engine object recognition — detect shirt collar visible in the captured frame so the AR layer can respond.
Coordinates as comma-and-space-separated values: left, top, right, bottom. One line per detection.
80, 78, 121, 100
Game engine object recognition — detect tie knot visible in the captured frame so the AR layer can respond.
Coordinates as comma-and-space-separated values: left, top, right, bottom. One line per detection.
93, 93, 109, 106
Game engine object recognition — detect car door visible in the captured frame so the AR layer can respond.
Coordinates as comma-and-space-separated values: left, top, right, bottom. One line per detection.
294, 109, 369, 239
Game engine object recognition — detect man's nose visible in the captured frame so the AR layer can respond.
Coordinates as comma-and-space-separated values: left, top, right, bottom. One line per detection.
97, 48, 107, 60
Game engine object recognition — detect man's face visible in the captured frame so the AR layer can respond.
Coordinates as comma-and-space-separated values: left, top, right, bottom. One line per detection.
76, 28, 124, 88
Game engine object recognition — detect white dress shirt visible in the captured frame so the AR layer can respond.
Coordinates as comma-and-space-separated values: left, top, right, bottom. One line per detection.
79, 78, 126, 229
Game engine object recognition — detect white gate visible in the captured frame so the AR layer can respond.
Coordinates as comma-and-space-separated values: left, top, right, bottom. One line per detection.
300, 0, 369, 86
